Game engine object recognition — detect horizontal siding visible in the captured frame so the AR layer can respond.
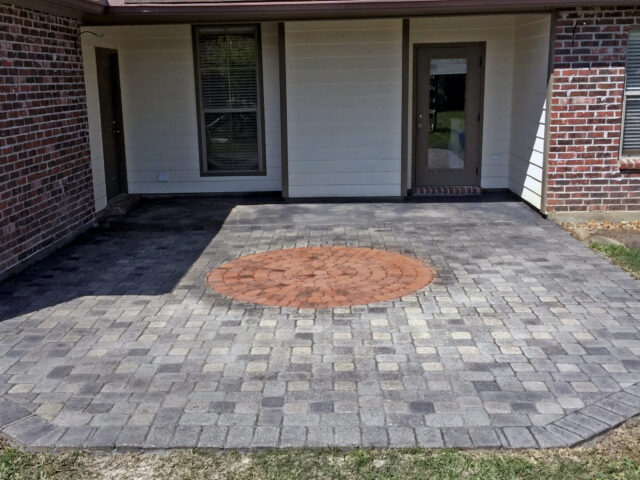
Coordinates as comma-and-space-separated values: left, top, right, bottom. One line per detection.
409, 15, 517, 189
286, 19, 402, 198
83, 23, 283, 197
82, 16, 549, 200
509, 15, 550, 210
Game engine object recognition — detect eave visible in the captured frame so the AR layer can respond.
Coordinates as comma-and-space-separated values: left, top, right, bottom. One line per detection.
10, 0, 640, 24
90, 0, 640, 24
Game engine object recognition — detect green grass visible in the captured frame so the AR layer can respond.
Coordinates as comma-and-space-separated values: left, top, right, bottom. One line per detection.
161, 448, 640, 480
3, 436, 640, 480
0, 447, 87, 480
429, 110, 465, 153
590, 242, 640, 279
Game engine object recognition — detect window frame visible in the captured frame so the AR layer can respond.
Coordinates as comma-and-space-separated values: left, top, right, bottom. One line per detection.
621, 28, 640, 159
192, 24, 267, 177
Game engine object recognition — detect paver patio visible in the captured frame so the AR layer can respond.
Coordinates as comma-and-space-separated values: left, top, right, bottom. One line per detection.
1, 198, 640, 450
207, 246, 435, 308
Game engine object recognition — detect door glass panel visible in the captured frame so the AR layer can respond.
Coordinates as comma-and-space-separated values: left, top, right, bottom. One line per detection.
427, 58, 466, 170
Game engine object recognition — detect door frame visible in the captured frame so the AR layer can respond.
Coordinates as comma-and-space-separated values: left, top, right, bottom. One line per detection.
411, 41, 486, 189
95, 46, 128, 201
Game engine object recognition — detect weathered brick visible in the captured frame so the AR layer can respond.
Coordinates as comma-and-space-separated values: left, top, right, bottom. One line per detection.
0, 3, 94, 278
548, 7, 640, 214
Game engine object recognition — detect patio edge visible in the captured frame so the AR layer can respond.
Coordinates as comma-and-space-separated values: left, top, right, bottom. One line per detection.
2, 383, 640, 451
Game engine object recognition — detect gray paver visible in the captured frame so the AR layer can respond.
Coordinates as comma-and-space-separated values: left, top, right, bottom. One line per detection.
0, 400, 31, 427
529, 427, 566, 448
280, 426, 306, 448
334, 425, 360, 447
198, 426, 228, 448
85, 426, 122, 449
3, 416, 57, 446
443, 428, 472, 448
225, 426, 254, 449
389, 427, 416, 447
362, 427, 389, 447
307, 426, 333, 447
252, 426, 280, 448
469, 427, 501, 448
1, 199, 640, 450
416, 427, 444, 447
503, 427, 537, 448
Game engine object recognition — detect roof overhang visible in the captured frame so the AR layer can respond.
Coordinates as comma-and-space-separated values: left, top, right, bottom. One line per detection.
11, 0, 640, 24
87, 0, 640, 24
11, 0, 103, 19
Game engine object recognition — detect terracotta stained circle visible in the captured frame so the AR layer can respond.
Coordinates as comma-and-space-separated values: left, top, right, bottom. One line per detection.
206, 246, 435, 308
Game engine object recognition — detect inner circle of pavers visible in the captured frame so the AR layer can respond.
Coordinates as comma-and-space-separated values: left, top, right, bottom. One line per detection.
206, 246, 435, 308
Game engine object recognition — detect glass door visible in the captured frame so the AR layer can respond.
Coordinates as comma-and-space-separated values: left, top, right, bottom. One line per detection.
414, 44, 484, 187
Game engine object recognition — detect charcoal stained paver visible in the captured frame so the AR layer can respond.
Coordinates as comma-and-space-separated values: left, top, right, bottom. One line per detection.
1, 199, 640, 450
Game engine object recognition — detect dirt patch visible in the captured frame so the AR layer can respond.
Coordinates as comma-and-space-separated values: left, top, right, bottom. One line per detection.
562, 220, 640, 249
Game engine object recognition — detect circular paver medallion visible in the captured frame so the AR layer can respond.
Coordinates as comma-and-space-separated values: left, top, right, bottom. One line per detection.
207, 246, 435, 308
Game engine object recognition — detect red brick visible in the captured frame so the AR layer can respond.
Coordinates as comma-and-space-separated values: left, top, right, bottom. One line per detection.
547, 7, 640, 213
207, 247, 435, 308
0, 3, 94, 275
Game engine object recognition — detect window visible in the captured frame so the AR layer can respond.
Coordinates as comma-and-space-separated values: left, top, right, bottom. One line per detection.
193, 25, 265, 175
622, 30, 640, 157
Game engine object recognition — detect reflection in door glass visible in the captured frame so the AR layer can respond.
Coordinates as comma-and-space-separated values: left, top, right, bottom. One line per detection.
427, 58, 466, 170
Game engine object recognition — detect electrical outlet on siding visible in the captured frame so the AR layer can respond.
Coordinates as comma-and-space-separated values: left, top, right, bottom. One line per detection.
490, 154, 501, 163
158, 171, 169, 182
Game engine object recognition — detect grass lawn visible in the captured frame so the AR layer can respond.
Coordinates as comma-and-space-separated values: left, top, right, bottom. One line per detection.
3, 420, 640, 479
590, 242, 640, 279
429, 109, 464, 154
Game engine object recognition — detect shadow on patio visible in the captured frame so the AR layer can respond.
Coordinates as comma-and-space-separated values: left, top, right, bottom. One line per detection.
0, 195, 282, 322
0, 192, 522, 322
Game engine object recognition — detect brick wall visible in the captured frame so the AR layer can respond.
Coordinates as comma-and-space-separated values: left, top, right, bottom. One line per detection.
0, 3, 95, 278
548, 7, 640, 214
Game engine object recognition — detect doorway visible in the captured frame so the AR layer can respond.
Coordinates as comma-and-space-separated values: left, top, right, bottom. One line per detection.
413, 43, 485, 187
96, 47, 127, 201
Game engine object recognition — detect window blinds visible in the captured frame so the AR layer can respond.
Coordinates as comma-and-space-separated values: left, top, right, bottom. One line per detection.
623, 31, 640, 154
196, 26, 262, 174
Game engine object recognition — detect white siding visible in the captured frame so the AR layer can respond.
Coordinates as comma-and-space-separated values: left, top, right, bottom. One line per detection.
82, 23, 282, 200
82, 16, 549, 204
81, 28, 119, 212
409, 15, 517, 189
285, 20, 403, 197
509, 15, 550, 210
